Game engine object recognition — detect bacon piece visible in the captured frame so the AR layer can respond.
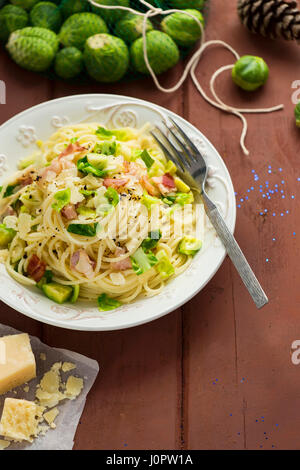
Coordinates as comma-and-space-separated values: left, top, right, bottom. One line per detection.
58, 142, 86, 159
112, 247, 132, 271
70, 250, 95, 279
141, 175, 160, 197
103, 178, 129, 189
27, 254, 46, 282
162, 173, 176, 188
38, 143, 85, 184
61, 204, 77, 220
152, 174, 176, 196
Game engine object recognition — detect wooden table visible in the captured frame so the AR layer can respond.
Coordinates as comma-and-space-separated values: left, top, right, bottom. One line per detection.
0, 1, 299, 450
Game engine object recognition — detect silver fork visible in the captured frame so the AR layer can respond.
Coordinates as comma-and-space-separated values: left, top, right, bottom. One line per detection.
151, 118, 268, 309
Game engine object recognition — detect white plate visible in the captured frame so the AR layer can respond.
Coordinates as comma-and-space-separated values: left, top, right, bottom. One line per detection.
0, 94, 236, 331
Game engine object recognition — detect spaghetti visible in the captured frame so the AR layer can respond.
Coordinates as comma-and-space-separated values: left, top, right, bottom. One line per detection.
0, 123, 203, 310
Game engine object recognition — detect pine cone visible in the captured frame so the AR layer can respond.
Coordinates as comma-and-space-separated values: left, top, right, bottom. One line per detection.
237, 0, 300, 40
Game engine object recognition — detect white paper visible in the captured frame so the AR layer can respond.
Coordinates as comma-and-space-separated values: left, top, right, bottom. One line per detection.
0, 324, 99, 450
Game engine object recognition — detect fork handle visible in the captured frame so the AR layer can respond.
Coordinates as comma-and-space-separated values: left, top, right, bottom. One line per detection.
205, 203, 268, 309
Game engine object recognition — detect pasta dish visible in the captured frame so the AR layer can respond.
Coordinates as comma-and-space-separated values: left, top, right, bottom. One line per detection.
0, 123, 203, 311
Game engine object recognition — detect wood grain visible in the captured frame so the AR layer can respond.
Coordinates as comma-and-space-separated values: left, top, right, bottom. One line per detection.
0, 0, 299, 450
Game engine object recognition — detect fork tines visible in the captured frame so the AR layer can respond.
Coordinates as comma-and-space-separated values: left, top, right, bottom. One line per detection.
151, 118, 199, 173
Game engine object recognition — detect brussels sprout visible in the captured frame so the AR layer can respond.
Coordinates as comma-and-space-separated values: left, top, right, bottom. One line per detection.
91, 0, 130, 25
232, 55, 269, 91
55, 46, 83, 79
130, 30, 179, 75
6, 27, 58, 72
178, 236, 202, 256
30, 2, 62, 33
114, 12, 153, 44
84, 33, 129, 82
60, 0, 89, 19
161, 9, 204, 47
294, 102, 300, 127
9, 0, 40, 10
167, 0, 205, 9
0, 5, 28, 43
59, 12, 108, 50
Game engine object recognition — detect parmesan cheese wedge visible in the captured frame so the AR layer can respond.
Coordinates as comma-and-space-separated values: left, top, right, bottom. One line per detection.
0, 334, 36, 395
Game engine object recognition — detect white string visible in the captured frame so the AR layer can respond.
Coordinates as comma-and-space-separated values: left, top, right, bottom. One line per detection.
87, 0, 284, 155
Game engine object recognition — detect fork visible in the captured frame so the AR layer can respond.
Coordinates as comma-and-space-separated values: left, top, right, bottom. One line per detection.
151, 118, 268, 309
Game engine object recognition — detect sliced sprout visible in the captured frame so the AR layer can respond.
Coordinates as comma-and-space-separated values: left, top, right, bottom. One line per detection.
94, 140, 117, 156
79, 189, 96, 197
0, 224, 16, 248
97, 293, 122, 311
141, 193, 161, 211
104, 187, 119, 207
174, 177, 190, 193
87, 153, 109, 169
178, 236, 202, 256
156, 250, 175, 279
77, 155, 108, 177
70, 285, 80, 303
67, 223, 98, 237
141, 149, 154, 169
51, 188, 71, 212
130, 247, 158, 276
141, 230, 162, 252
95, 126, 136, 142
175, 192, 194, 205
77, 206, 97, 218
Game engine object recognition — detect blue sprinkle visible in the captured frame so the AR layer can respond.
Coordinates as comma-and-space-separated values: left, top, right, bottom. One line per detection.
266, 258, 269, 262
260, 212, 263, 216
264, 432, 266, 434
291, 195, 295, 199
268, 170, 272, 173
280, 190, 284, 193
256, 420, 258, 423
247, 189, 250, 193
268, 196, 271, 199
275, 188, 278, 192
272, 445, 275, 448
262, 194, 266, 198
297, 178, 300, 181
252, 169, 255, 173
272, 238, 276, 241
237, 204, 241, 208
240, 198, 244, 202
281, 213, 284, 216
293, 232, 296, 236
264, 209, 267, 212
229, 413, 232, 416
275, 424, 279, 427
272, 213, 276, 216
245, 196, 248, 200
268, 165, 272, 169
237, 432, 240, 435
275, 184, 278, 187
251, 187, 254, 190
279, 168, 282, 172
259, 184, 263, 188
282, 195, 285, 199
235, 192, 237, 196
259, 189, 263, 192
215, 379, 218, 381
286, 210, 289, 214
281, 180, 285, 184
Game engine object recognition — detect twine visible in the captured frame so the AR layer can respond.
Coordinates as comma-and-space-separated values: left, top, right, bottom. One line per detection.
87, 0, 284, 155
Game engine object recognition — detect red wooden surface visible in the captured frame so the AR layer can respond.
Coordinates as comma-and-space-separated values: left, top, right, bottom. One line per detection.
0, 1, 299, 450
